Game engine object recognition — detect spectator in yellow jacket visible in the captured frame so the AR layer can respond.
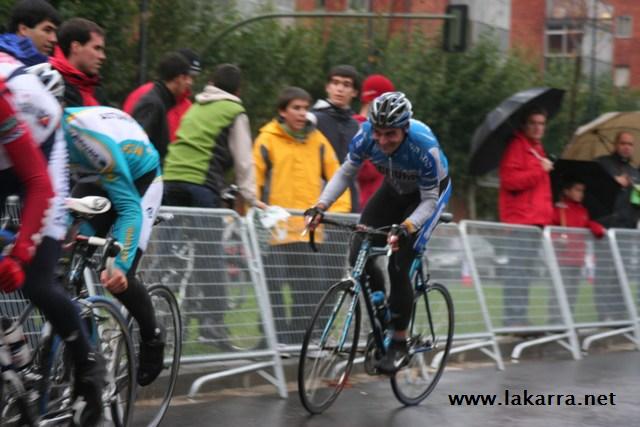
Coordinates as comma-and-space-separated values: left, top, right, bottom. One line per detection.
253, 86, 350, 344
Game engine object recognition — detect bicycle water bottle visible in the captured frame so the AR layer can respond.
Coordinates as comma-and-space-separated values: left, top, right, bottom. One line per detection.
1, 317, 31, 369
371, 291, 391, 327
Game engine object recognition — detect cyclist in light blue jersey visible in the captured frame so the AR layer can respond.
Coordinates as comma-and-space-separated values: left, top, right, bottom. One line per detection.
306, 92, 452, 374
62, 106, 166, 386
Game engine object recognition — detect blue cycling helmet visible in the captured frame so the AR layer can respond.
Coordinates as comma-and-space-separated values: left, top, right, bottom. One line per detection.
368, 91, 412, 128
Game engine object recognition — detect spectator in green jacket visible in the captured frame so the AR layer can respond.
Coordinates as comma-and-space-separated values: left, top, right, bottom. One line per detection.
163, 63, 262, 209
162, 64, 264, 346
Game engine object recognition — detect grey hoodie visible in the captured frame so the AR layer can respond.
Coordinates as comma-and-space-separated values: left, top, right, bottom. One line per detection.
195, 85, 258, 206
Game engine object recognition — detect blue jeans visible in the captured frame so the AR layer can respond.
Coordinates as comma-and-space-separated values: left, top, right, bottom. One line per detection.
163, 181, 220, 208
161, 181, 228, 341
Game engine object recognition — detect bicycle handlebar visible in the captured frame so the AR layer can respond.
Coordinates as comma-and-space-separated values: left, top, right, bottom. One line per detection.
305, 217, 390, 253
305, 212, 454, 253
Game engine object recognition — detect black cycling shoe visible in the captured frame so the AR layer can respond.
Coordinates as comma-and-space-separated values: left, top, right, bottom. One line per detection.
73, 352, 106, 427
376, 338, 409, 375
137, 325, 166, 386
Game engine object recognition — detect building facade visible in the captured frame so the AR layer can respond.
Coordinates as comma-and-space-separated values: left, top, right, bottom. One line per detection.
293, 0, 640, 87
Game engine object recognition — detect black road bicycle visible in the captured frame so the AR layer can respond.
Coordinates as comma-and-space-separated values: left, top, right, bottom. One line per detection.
298, 214, 455, 414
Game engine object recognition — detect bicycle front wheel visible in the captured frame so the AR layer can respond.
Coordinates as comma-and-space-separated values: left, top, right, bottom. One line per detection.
391, 282, 454, 406
298, 280, 361, 415
131, 284, 182, 427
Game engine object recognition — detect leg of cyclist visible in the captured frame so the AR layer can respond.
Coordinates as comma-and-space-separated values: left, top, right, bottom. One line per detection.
348, 182, 421, 374
21, 237, 105, 425
377, 178, 452, 374
72, 174, 165, 386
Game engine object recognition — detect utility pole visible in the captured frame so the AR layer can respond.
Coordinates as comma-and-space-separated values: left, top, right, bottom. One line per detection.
138, 0, 149, 85
587, 0, 598, 120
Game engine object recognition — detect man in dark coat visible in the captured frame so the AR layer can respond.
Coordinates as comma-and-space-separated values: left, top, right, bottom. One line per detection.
312, 64, 361, 212
132, 52, 194, 162
593, 131, 640, 321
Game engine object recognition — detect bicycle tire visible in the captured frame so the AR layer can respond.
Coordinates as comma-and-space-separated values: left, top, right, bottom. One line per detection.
298, 280, 361, 414
36, 332, 74, 424
390, 282, 454, 406
130, 283, 182, 427
84, 297, 137, 427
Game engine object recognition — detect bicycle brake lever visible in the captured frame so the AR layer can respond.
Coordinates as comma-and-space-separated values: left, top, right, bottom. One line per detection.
308, 228, 318, 252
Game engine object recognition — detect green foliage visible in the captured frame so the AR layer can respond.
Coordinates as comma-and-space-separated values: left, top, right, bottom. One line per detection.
2, 0, 640, 219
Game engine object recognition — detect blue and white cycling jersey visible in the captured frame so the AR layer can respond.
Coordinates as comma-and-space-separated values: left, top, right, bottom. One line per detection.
349, 120, 448, 194
319, 119, 450, 238
63, 106, 161, 272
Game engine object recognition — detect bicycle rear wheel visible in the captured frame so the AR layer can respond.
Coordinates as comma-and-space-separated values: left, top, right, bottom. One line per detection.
391, 282, 454, 406
298, 280, 361, 414
84, 298, 136, 427
131, 284, 182, 427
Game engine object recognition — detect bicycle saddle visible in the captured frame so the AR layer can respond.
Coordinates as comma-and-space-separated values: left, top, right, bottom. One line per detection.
65, 196, 111, 216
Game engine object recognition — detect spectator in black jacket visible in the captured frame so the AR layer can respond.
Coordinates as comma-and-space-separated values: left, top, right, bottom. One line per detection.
311, 64, 361, 211
132, 52, 195, 162
593, 131, 640, 321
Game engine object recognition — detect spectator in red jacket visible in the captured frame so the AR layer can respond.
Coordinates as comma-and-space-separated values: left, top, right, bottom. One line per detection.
49, 18, 108, 107
548, 178, 605, 322
123, 48, 201, 142
498, 107, 554, 327
353, 74, 395, 210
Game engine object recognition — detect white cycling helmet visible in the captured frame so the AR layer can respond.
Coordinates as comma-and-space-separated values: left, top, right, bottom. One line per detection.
368, 91, 412, 129
24, 63, 65, 99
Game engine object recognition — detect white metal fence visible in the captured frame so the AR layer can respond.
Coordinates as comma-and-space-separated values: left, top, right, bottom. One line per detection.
4, 207, 640, 397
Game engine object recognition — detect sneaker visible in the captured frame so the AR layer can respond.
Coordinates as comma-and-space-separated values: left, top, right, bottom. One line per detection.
375, 338, 409, 375
73, 352, 106, 427
137, 325, 166, 386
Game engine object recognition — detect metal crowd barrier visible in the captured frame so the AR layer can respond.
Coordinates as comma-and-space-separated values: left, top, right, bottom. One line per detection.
246, 209, 359, 350
0, 290, 44, 349
460, 221, 582, 361
546, 226, 639, 352
430, 224, 503, 369
138, 207, 287, 398
5, 206, 640, 397
248, 210, 503, 370
594, 229, 640, 351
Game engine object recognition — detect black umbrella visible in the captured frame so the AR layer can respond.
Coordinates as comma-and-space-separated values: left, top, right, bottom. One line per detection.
469, 87, 565, 176
550, 159, 620, 220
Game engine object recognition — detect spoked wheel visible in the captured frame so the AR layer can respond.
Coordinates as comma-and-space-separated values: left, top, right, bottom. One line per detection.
131, 284, 182, 427
83, 298, 137, 427
298, 280, 361, 414
37, 334, 75, 424
391, 282, 454, 406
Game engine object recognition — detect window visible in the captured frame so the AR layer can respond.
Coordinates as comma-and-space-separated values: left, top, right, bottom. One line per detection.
348, 0, 367, 10
614, 66, 630, 87
615, 16, 632, 38
545, 23, 583, 57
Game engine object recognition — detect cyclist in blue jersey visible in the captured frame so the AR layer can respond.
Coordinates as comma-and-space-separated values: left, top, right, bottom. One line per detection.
62, 106, 166, 387
305, 92, 452, 374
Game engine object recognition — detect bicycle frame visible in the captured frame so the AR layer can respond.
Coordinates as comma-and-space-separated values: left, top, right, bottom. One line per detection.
319, 230, 440, 361
318, 236, 390, 357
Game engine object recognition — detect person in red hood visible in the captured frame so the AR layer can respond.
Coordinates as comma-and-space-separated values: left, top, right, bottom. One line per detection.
123, 48, 201, 143
353, 74, 395, 210
49, 18, 108, 107
548, 178, 605, 323
498, 107, 554, 327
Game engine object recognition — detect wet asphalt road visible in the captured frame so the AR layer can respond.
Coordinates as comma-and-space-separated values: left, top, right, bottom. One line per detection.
135, 351, 640, 427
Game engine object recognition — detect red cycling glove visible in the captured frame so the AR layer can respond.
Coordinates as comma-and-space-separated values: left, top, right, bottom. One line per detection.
0, 257, 25, 293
